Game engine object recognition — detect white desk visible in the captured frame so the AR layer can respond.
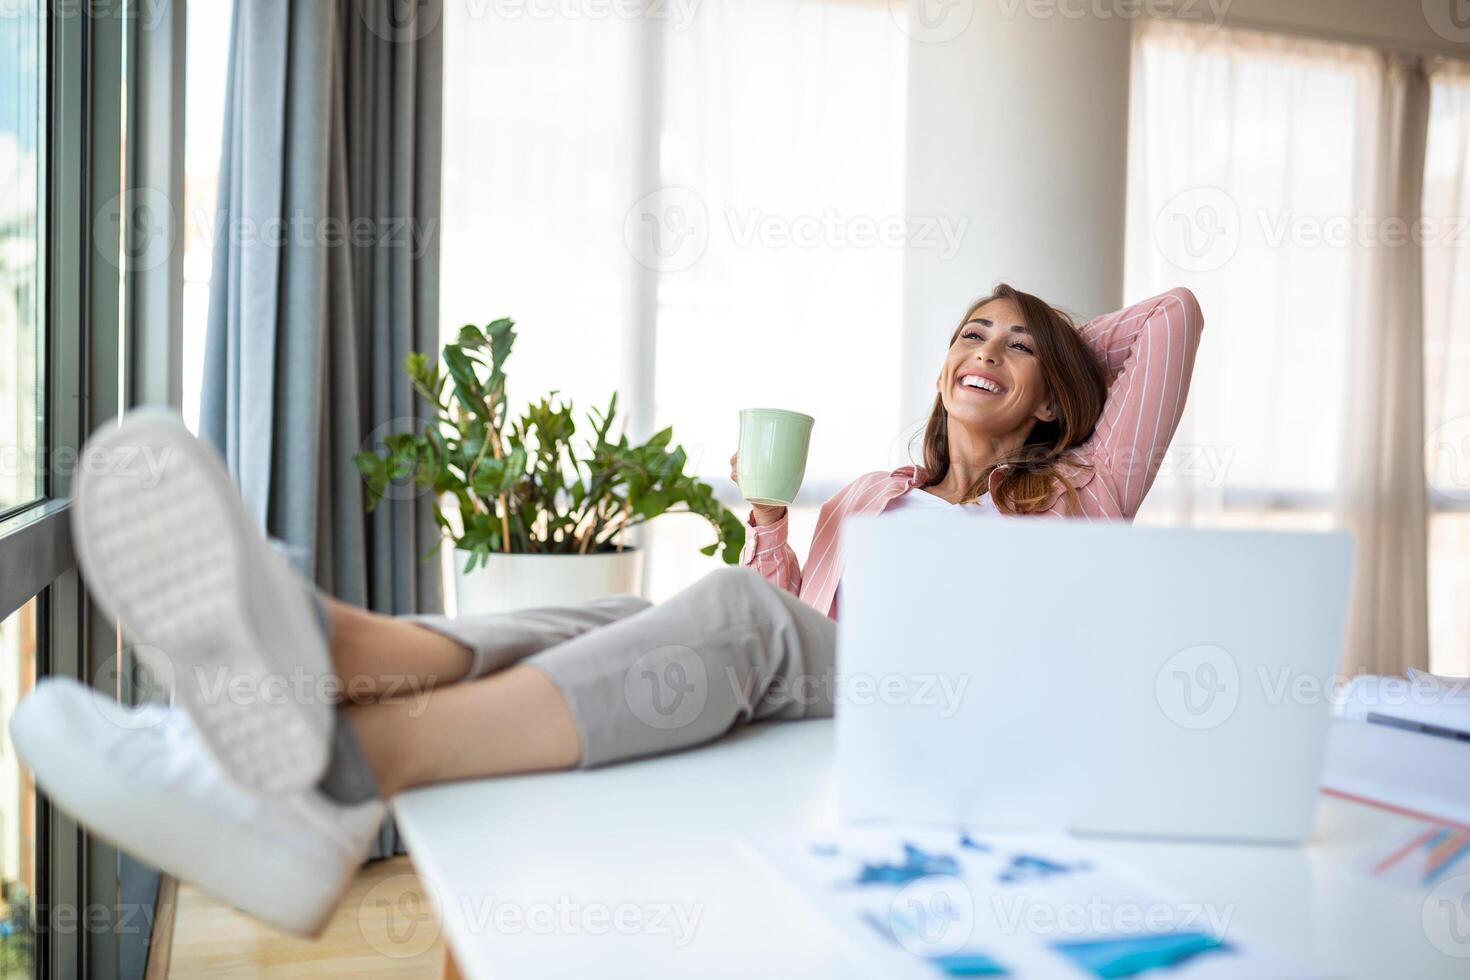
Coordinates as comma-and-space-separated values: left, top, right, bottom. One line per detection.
394, 720, 1468, 979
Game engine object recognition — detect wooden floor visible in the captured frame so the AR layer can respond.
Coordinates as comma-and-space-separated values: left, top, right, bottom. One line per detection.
164, 857, 446, 979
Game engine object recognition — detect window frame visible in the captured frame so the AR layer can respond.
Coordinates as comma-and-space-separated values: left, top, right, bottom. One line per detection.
0, 1, 182, 977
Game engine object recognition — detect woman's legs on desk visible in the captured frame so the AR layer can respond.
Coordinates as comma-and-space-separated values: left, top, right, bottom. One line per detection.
335, 567, 837, 796
321, 590, 651, 695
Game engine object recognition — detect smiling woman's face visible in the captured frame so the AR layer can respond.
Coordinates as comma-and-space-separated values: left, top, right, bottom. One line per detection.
934, 297, 1057, 437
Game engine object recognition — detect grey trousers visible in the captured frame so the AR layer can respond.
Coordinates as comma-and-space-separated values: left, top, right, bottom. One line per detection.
406, 566, 838, 768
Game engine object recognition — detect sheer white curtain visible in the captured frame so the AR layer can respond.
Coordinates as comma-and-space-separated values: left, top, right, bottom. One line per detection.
440, 1, 908, 601
647, 0, 908, 597
1423, 62, 1470, 677
655, 0, 908, 484
1126, 22, 1383, 528
180, 2, 235, 433
440, 11, 645, 421
1124, 21, 1445, 675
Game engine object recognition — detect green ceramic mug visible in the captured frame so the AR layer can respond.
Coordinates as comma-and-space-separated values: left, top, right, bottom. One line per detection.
736, 408, 815, 506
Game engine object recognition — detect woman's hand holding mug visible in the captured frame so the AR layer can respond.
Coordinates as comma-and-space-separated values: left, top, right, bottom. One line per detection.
730, 453, 788, 526
732, 408, 814, 527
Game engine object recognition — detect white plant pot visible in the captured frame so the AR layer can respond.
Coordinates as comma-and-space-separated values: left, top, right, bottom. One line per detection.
452, 548, 645, 616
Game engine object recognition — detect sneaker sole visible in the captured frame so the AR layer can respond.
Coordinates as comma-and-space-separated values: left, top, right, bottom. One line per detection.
72, 412, 331, 793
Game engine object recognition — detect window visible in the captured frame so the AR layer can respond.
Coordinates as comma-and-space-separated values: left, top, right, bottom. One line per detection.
1125, 22, 1380, 530
441, 7, 644, 425
441, 0, 908, 599
0, 599, 38, 976
654, 0, 908, 486
0, 9, 44, 975
1127, 21, 1470, 677
180, 1, 233, 434
1423, 66, 1470, 677
0, 6, 44, 515
0, 0, 141, 973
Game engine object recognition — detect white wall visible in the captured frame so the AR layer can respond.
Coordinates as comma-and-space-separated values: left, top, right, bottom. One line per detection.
898, 3, 1132, 433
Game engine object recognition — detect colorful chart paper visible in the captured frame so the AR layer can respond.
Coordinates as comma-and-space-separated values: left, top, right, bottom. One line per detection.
750, 826, 1316, 980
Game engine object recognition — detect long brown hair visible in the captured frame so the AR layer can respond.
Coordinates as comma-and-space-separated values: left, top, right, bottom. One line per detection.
920, 283, 1107, 514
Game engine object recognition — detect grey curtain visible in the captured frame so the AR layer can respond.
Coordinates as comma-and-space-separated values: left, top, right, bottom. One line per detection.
202, 0, 445, 858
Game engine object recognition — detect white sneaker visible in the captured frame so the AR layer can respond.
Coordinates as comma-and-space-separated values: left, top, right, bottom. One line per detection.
10, 678, 385, 936
72, 411, 333, 793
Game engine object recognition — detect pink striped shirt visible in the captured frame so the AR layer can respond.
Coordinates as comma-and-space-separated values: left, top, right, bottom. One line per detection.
738, 287, 1206, 620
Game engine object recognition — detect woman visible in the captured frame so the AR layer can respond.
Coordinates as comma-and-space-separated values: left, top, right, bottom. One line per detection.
735, 283, 1199, 618
11, 284, 1203, 934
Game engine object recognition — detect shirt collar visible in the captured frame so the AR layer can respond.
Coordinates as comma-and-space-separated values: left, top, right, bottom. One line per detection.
892, 454, 1091, 512
891, 465, 929, 490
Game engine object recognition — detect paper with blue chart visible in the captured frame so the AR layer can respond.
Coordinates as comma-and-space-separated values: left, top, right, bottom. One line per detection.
751, 827, 1314, 979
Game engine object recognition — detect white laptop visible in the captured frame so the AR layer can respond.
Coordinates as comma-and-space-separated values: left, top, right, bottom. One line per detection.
834, 514, 1355, 843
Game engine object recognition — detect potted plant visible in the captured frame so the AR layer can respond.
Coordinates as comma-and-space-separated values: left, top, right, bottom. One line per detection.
355, 318, 745, 615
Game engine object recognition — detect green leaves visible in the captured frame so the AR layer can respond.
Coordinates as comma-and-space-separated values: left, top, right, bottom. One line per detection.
353, 451, 389, 511
443, 345, 488, 422
352, 318, 746, 564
